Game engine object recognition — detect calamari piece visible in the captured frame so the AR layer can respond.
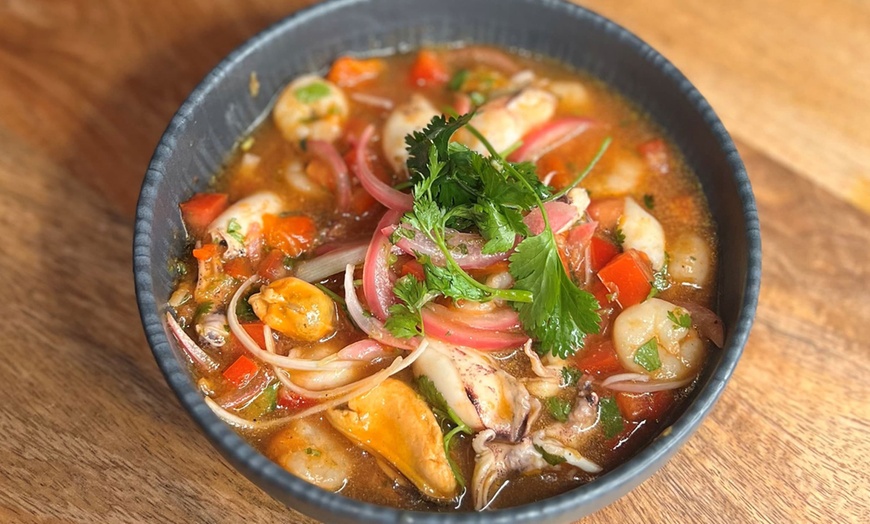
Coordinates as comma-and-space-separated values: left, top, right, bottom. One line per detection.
471, 385, 602, 510
412, 339, 534, 441
266, 417, 354, 492
206, 191, 283, 258
325, 378, 458, 502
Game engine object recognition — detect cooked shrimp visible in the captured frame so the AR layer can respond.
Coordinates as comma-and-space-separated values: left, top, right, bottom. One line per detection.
546, 80, 591, 113
669, 232, 712, 287
612, 298, 707, 381
619, 196, 666, 270
273, 75, 349, 143
266, 417, 355, 492
455, 87, 557, 154
249, 277, 337, 342
584, 155, 644, 197
382, 94, 439, 172
206, 191, 283, 258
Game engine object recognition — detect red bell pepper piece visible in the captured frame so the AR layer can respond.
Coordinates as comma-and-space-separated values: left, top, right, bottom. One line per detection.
222, 355, 259, 387
615, 391, 674, 422
597, 249, 653, 308
409, 50, 449, 86
179, 193, 228, 238
588, 236, 619, 272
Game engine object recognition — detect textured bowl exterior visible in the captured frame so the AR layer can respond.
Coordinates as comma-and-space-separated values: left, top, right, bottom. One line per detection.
133, 0, 761, 522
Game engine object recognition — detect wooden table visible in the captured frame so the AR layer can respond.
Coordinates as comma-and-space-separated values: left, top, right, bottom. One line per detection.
1, 1, 867, 522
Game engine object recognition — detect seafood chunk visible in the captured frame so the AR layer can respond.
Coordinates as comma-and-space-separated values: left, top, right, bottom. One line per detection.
266, 417, 354, 492
382, 94, 439, 172
619, 196, 666, 271
412, 339, 534, 441
249, 277, 336, 342
326, 378, 458, 502
612, 298, 707, 380
206, 191, 283, 258
669, 232, 712, 287
455, 88, 557, 154
274, 75, 349, 143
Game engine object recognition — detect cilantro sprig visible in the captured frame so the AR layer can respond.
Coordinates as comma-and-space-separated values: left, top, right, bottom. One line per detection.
416, 375, 472, 488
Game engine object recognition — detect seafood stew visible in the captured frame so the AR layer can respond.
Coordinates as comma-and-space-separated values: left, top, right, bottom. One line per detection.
166, 46, 722, 511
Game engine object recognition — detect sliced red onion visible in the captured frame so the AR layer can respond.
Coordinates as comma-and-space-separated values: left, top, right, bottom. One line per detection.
350, 92, 394, 110
508, 117, 593, 163
353, 125, 413, 211
308, 139, 352, 213
524, 201, 579, 236
364, 210, 401, 321
344, 264, 418, 350
601, 373, 649, 387
421, 304, 529, 351
294, 240, 368, 283
672, 300, 725, 348
389, 224, 512, 270
603, 376, 695, 393
334, 338, 395, 362
214, 369, 272, 409
165, 312, 219, 373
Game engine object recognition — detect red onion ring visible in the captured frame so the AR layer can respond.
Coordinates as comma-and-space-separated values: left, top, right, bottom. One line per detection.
308, 139, 352, 213
387, 224, 512, 270
344, 263, 418, 350
672, 300, 725, 348
508, 117, 593, 163
421, 304, 529, 351
214, 369, 272, 409
165, 312, 219, 372
294, 240, 368, 283
523, 201, 579, 236
364, 210, 402, 321
353, 125, 413, 211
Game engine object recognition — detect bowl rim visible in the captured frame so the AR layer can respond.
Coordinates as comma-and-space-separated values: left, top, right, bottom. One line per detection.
133, 0, 762, 521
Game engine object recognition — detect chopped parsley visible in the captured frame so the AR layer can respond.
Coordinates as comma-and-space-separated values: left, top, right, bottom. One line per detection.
643, 193, 655, 210
648, 253, 670, 298
668, 308, 692, 329
194, 301, 213, 320
612, 227, 626, 248
634, 338, 662, 372
448, 69, 468, 91
235, 293, 258, 323
598, 396, 624, 439
534, 444, 567, 466
304, 447, 321, 457
226, 218, 245, 244
293, 82, 331, 103
560, 366, 582, 387
544, 397, 573, 423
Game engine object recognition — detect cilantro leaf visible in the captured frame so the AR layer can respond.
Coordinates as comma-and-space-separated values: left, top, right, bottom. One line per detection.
416, 375, 471, 489
226, 218, 245, 244
634, 338, 662, 371
545, 397, 572, 422
598, 396, 625, 439
560, 366, 582, 387
422, 257, 488, 302
294, 82, 330, 103
384, 304, 423, 339
534, 444, 567, 466
667, 308, 692, 329
405, 113, 474, 182
643, 194, 655, 210
612, 227, 626, 248
510, 232, 601, 358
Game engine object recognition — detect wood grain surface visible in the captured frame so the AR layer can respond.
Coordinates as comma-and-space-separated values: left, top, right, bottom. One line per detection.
0, 1, 867, 522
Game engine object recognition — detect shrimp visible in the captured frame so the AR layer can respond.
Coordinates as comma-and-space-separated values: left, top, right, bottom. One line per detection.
619, 196, 666, 271
273, 74, 349, 143
266, 417, 355, 492
455, 87, 557, 154
382, 94, 439, 172
546, 80, 591, 113
583, 154, 645, 197
612, 298, 707, 381
668, 232, 712, 287
206, 191, 283, 258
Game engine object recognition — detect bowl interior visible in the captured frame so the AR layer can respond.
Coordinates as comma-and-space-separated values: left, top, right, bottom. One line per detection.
134, 0, 760, 522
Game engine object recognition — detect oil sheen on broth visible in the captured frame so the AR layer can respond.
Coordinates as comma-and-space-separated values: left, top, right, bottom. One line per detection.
167, 46, 721, 512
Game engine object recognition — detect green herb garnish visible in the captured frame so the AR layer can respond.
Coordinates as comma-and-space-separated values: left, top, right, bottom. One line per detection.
194, 301, 213, 320
416, 375, 471, 488
648, 253, 670, 299
448, 69, 468, 91
598, 396, 624, 439
612, 227, 626, 248
634, 338, 662, 372
643, 194, 655, 210
384, 274, 435, 339
560, 366, 582, 387
667, 308, 692, 329
226, 218, 245, 244
293, 82, 331, 103
544, 397, 573, 422
304, 447, 321, 457
534, 444, 567, 466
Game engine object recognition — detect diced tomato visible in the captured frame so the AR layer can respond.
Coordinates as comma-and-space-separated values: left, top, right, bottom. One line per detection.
400, 259, 426, 281
192, 243, 221, 261
327, 56, 386, 87
223, 257, 253, 280
409, 50, 449, 86
615, 391, 674, 422
589, 236, 620, 272
575, 338, 623, 377
262, 214, 317, 258
257, 249, 288, 280
179, 193, 228, 238
638, 138, 669, 175
589, 279, 612, 307
241, 322, 267, 349
277, 387, 318, 411
350, 187, 378, 216
587, 198, 624, 231
597, 249, 653, 308
222, 355, 259, 387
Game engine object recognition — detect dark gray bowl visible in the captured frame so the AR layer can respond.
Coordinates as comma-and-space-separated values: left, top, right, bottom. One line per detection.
133, 0, 761, 522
